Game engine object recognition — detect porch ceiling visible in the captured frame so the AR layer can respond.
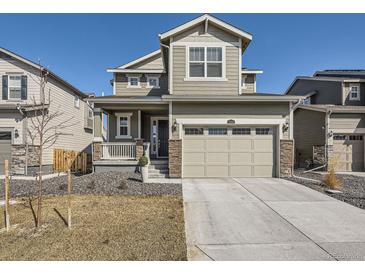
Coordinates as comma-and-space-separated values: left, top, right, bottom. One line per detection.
95, 103, 168, 112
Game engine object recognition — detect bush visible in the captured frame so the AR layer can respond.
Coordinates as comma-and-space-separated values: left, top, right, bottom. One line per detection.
138, 155, 149, 167
324, 168, 342, 190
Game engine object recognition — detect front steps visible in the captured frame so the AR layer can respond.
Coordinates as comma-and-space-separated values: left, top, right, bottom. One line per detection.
149, 159, 169, 178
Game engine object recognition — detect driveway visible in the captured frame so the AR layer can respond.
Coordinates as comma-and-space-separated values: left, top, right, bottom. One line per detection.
182, 178, 365, 260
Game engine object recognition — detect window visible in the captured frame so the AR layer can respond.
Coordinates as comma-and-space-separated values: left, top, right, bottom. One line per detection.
256, 128, 271, 135
349, 84, 360, 101
74, 96, 80, 108
188, 46, 224, 79
88, 108, 93, 119
241, 75, 247, 89
185, 128, 204, 135
302, 97, 311, 105
8, 75, 22, 100
208, 128, 227, 135
349, 135, 363, 141
147, 76, 160, 88
127, 76, 140, 88
116, 113, 132, 138
232, 128, 251, 135
333, 134, 346, 140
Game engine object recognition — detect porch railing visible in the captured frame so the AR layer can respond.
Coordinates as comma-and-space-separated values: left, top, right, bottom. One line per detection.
100, 142, 150, 160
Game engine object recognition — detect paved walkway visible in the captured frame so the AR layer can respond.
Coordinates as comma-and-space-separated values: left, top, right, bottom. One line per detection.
182, 178, 365, 261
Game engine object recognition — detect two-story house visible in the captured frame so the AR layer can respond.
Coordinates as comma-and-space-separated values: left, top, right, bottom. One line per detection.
285, 70, 365, 172
90, 14, 303, 178
0, 47, 93, 175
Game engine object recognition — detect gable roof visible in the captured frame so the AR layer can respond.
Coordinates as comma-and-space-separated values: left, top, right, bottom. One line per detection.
159, 14, 252, 43
0, 47, 87, 98
116, 49, 161, 69
298, 104, 365, 113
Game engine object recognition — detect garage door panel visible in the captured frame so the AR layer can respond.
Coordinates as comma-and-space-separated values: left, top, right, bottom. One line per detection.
183, 152, 205, 164
230, 139, 252, 151
184, 139, 205, 151
206, 165, 229, 177
230, 166, 253, 177
230, 152, 252, 163
254, 139, 273, 151
254, 165, 274, 177
254, 152, 274, 164
184, 165, 205, 177
0, 133, 12, 175
333, 135, 364, 172
206, 140, 229, 151
206, 152, 228, 164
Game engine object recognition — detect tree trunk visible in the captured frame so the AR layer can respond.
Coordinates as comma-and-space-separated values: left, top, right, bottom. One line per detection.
36, 145, 43, 228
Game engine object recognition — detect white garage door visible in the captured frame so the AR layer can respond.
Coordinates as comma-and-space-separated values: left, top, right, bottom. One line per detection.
0, 132, 12, 175
183, 126, 276, 178
333, 134, 364, 172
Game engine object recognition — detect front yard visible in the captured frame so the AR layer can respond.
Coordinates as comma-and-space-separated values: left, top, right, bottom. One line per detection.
0, 172, 186, 260
288, 170, 365, 210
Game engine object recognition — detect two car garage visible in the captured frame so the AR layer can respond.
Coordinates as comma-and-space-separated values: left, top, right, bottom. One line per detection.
182, 126, 277, 178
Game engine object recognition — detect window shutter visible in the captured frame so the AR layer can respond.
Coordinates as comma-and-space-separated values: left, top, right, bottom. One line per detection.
21, 75, 27, 100
2, 75, 8, 100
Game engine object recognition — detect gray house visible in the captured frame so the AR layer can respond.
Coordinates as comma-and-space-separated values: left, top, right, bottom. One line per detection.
90, 14, 303, 178
285, 70, 365, 171
0, 47, 93, 175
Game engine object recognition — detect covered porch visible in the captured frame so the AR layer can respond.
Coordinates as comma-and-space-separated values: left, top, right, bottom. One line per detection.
92, 98, 170, 164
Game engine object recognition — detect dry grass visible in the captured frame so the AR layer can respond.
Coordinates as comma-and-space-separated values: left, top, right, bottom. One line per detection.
324, 168, 343, 190
0, 195, 187, 260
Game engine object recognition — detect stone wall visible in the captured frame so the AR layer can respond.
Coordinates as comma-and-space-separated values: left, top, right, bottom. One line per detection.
11, 145, 40, 175
135, 139, 144, 161
93, 142, 102, 161
313, 145, 326, 166
168, 139, 182, 178
280, 139, 294, 177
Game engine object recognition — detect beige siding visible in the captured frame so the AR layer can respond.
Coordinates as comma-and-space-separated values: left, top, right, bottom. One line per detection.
330, 113, 365, 131
128, 54, 164, 70
172, 102, 290, 139
115, 73, 168, 96
293, 109, 326, 167
172, 46, 239, 95
107, 110, 139, 142
173, 23, 239, 43
343, 82, 365, 106
0, 52, 92, 166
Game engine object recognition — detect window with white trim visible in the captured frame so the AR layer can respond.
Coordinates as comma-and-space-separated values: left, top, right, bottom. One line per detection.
127, 76, 140, 88
185, 128, 204, 135
349, 84, 360, 101
116, 113, 132, 138
74, 96, 80, 108
232, 128, 251, 135
188, 46, 224, 78
8, 75, 22, 100
256, 128, 272, 135
147, 76, 160, 88
208, 128, 227, 135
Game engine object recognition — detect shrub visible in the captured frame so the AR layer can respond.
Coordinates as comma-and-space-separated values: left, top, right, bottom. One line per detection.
324, 168, 342, 190
138, 155, 149, 167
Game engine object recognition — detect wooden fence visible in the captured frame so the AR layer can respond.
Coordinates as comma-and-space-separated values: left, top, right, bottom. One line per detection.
53, 148, 91, 174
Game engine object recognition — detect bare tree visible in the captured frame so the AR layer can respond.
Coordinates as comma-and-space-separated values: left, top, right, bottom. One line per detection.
27, 66, 76, 228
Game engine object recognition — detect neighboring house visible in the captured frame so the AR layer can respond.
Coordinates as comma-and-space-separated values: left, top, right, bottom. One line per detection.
285, 70, 365, 171
90, 14, 303, 178
0, 47, 93, 175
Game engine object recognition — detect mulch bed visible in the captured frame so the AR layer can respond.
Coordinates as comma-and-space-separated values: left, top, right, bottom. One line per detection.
288, 170, 365, 210
0, 172, 182, 199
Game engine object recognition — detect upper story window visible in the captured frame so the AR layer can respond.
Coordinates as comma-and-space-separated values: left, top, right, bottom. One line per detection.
127, 76, 140, 88
188, 46, 225, 79
302, 97, 312, 105
8, 75, 22, 100
349, 84, 360, 101
74, 96, 80, 108
147, 76, 160, 89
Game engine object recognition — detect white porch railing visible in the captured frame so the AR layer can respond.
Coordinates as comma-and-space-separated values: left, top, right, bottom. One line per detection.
100, 142, 150, 160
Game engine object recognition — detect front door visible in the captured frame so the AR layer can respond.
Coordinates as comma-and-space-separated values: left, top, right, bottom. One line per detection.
151, 118, 169, 158
158, 120, 169, 157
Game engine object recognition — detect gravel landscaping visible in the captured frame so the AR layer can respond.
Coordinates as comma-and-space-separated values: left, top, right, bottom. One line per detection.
0, 171, 182, 199
288, 169, 365, 210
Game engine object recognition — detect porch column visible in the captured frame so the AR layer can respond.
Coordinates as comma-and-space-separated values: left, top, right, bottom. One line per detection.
93, 108, 103, 162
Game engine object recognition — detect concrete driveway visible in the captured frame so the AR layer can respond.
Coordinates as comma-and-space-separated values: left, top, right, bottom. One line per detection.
182, 178, 365, 261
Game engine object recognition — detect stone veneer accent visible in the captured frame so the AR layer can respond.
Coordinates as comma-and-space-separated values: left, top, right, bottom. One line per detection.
313, 145, 326, 166
11, 145, 40, 175
168, 139, 182, 178
93, 142, 102, 161
280, 139, 294, 177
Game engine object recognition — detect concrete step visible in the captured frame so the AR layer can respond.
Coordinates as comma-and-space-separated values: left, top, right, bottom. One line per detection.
149, 164, 168, 170
150, 160, 168, 165
149, 169, 169, 175
149, 173, 169, 178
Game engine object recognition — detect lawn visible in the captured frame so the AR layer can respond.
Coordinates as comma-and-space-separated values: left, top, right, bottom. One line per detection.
0, 195, 187, 260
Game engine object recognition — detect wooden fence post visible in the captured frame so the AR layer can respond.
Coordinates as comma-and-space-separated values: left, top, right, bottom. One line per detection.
67, 168, 72, 229
4, 160, 10, 231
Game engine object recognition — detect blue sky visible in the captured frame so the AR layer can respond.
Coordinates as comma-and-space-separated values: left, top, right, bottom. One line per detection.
0, 13, 364, 95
